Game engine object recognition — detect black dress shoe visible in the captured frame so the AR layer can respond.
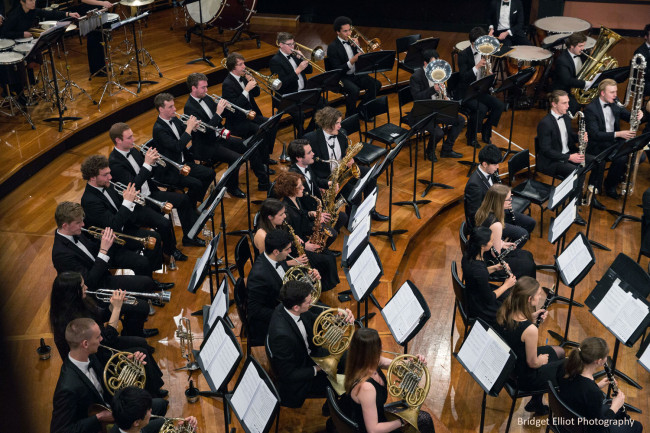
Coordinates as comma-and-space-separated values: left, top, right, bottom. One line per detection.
182, 236, 206, 247
424, 152, 438, 162
481, 136, 493, 145
466, 138, 481, 148
440, 150, 463, 158
268, 158, 278, 165
605, 187, 620, 199
591, 196, 606, 210
575, 214, 587, 226
142, 328, 159, 338
154, 281, 175, 290
171, 248, 188, 261
370, 210, 389, 221
227, 187, 246, 198
154, 388, 169, 398
324, 249, 342, 257
258, 183, 270, 192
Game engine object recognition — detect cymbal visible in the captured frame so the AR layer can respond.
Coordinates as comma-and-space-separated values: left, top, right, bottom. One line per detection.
119, 0, 154, 6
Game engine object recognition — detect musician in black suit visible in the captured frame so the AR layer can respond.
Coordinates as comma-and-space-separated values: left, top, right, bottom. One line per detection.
183, 72, 252, 197
326, 16, 381, 116
551, 32, 592, 114
152, 93, 214, 204
246, 229, 292, 344
79, 156, 170, 284
487, 0, 531, 48
409, 49, 465, 160
108, 122, 205, 259
0, 0, 78, 39
303, 106, 387, 221
634, 24, 650, 97
267, 281, 354, 409
458, 27, 505, 146
50, 318, 168, 433
584, 78, 643, 199
464, 144, 535, 245
287, 138, 329, 212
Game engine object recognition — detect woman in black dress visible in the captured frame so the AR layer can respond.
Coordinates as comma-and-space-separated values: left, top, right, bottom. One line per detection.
496, 276, 565, 415
341, 328, 435, 433
461, 226, 517, 327
557, 337, 643, 433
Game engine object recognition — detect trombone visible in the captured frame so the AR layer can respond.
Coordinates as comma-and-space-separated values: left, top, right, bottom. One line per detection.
346, 27, 392, 84
175, 113, 231, 139
81, 226, 157, 250
84, 287, 171, 304
220, 58, 282, 95
133, 139, 191, 176
110, 181, 174, 215
208, 93, 256, 120
289, 42, 326, 73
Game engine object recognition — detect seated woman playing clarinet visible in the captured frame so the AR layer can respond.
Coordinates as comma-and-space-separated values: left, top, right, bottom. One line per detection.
557, 337, 643, 433
475, 184, 536, 279
462, 226, 517, 327
496, 277, 565, 415
340, 327, 435, 433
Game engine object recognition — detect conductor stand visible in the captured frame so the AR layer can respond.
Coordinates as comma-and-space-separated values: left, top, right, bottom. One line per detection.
122, 12, 158, 93
276, 89, 320, 138
393, 111, 435, 218
608, 133, 650, 229
414, 100, 459, 196
460, 74, 497, 176
185, 0, 214, 66
41, 26, 81, 131
491, 67, 536, 162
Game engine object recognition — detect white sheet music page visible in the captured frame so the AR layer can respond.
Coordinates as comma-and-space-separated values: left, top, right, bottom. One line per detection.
346, 215, 371, 257
207, 280, 228, 328
592, 279, 649, 343
350, 167, 377, 207
457, 323, 489, 372
381, 282, 424, 344
556, 234, 591, 285
190, 238, 213, 289
349, 244, 380, 299
458, 325, 509, 391
549, 171, 577, 209
550, 198, 577, 243
243, 379, 278, 433
639, 341, 650, 371
231, 363, 262, 423
351, 188, 377, 231
199, 321, 238, 391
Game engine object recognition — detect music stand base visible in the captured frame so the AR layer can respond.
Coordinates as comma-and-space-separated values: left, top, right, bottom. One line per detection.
393, 199, 431, 219
370, 229, 407, 251
355, 312, 376, 328
187, 55, 215, 67
588, 239, 611, 251
457, 160, 478, 176
418, 179, 454, 197
607, 211, 641, 230
547, 330, 579, 348
44, 115, 82, 131
175, 362, 201, 371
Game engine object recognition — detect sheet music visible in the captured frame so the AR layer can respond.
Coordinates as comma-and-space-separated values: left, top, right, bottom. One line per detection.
548, 171, 577, 209
199, 321, 239, 390
639, 341, 650, 371
350, 166, 377, 205
381, 282, 424, 344
556, 234, 591, 285
349, 244, 381, 299
592, 280, 649, 343
188, 237, 214, 291
231, 364, 277, 433
351, 188, 377, 230
550, 198, 577, 243
346, 215, 371, 258
457, 325, 510, 392
207, 279, 228, 328
457, 323, 488, 372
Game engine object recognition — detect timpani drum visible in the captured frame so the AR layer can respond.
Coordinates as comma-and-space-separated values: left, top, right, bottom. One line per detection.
453, 40, 471, 54
0, 52, 27, 88
534, 16, 591, 34
14, 37, 34, 44
506, 46, 552, 86
542, 33, 596, 52
185, 0, 257, 30
0, 39, 16, 52
13, 43, 35, 56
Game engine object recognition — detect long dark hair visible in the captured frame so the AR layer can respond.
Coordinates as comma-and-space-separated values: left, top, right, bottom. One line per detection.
257, 198, 285, 234
563, 337, 608, 379
344, 328, 381, 394
464, 226, 492, 261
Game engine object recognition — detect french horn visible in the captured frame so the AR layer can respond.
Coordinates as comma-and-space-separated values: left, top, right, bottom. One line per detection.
311, 307, 355, 395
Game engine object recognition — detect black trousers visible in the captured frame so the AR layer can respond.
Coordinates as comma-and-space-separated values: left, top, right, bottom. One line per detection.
424, 114, 466, 152
177, 162, 215, 204
98, 276, 153, 336
151, 190, 198, 239
503, 211, 536, 247
111, 229, 162, 276
227, 114, 276, 160
464, 94, 505, 141
587, 141, 628, 191
133, 203, 177, 256
341, 73, 381, 116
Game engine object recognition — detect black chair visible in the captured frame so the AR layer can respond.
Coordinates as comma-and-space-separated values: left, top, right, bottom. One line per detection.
639, 212, 650, 263
451, 261, 474, 342
235, 235, 254, 279
326, 387, 359, 433
341, 114, 388, 167
233, 277, 263, 356
267, 180, 277, 198
397, 86, 414, 166
503, 377, 549, 433
459, 221, 468, 257
533, 136, 565, 186
546, 380, 587, 433
359, 96, 410, 157
508, 149, 553, 237
394, 34, 421, 89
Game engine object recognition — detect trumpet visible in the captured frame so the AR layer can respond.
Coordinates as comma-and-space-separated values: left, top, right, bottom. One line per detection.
100, 344, 146, 395
424, 59, 452, 100
177, 317, 199, 371
110, 181, 174, 215
85, 288, 171, 304
208, 94, 256, 120
474, 35, 501, 76
134, 139, 191, 176
81, 226, 157, 250
175, 113, 231, 139
350, 26, 381, 52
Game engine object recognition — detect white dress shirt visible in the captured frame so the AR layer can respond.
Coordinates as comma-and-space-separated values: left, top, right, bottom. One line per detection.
552, 110, 570, 154
472, 47, 484, 79
284, 308, 317, 375
57, 230, 110, 262
114, 147, 152, 197
599, 98, 615, 133
191, 94, 214, 119
323, 131, 341, 170
68, 354, 105, 400
478, 166, 494, 186
231, 72, 250, 100
339, 36, 356, 75
89, 184, 135, 213
283, 50, 305, 90
296, 165, 313, 193
497, 1, 511, 33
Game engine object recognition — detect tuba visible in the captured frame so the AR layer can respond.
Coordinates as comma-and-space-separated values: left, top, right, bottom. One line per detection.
424, 59, 452, 100
571, 27, 623, 104
282, 221, 322, 305
386, 354, 431, 433
474, 35, 501, 76
311, 307, 355, 395
100, 344, 146, 395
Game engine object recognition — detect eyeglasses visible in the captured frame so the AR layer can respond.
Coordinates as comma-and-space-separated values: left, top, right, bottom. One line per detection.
505, 197, 513, 202
281, 42, 295, 47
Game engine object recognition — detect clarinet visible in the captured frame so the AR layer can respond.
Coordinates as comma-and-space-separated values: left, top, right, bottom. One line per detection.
488, 234, 527, 266
535, 284, 555, 327
494, 169, 516, 225
603, 361, 630, 419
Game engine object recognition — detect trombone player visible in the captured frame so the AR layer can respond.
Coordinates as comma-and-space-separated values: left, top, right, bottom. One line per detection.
409, 49, 465, 160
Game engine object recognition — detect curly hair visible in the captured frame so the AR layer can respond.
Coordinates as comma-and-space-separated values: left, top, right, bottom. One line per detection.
80, 155, 109, 180
314, 106, 343, 130
274, 172, 304, 198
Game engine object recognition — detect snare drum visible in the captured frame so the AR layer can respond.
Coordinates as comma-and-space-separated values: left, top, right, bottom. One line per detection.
13, 43, 35, 56
105, 13, 120, 24
0, 39, 16, 52
506, 46, 552, 86
0, 52, 27, 87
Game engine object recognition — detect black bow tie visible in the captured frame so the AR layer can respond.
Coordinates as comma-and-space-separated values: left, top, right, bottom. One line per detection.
275, 262, 282, 269
297, 316, 302, 322
72, 235, 80, 243
603, 102, 612, 108
285, 54, 293, 61
556, 115, 565, 121
342, 40, 350, 45
502, 1, 509, 5
239, 76, 247, 84
572, 54, 581, 59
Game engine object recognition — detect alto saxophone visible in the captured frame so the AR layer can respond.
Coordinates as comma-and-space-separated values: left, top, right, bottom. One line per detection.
307, 193, 335, 248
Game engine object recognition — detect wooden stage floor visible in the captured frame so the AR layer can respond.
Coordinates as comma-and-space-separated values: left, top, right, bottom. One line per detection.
0, 10, 648, 433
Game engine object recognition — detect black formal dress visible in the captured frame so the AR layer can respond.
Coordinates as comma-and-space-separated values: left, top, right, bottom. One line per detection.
326, 37, 381, 115
487, 0, 531, 47
409, 67, 465, 153
246, 253, 288, 344
479, 213, 536, 279
551, 50, 587, 114
461, 257, 509, 327
457, 46, 505, 143
288, 163, 328, 211
151, 116, 215, 204
267, 304, 330, 408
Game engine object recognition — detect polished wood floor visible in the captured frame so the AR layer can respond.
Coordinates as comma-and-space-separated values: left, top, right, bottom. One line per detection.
1, 8, 648, 433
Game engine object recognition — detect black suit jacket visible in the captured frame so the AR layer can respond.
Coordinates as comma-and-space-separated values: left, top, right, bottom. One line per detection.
551, 50, 586, 93
288, 163, 327, 211
464, 168, 500, 226
269, 50, 313, 95
536, 112, 579, 173
633, 43, 650, 95
326, 38, 359, 75
584, 98, 630, 154
410, 67, 438, 101
80, 183, 136, 233
303, 129, 349, 180
51, 231, 111, 290
183, 96, 225, 161
487, 0, 526, 37
457, 46, 479, 99
50, 355, 108, 433
267, 304, 326, 408
108, 148, 160, 196
246, 254, 289, 342
152, 116, 194, 162
221, 72, 262, 126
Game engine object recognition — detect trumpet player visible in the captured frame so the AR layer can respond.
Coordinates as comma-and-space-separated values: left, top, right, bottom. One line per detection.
458, 27, 505, 147
51, 318, 169, 433
108, 123, 205, 259
326, 16, 381, 116
152, 93, 215, 206
409, 49, 465, 160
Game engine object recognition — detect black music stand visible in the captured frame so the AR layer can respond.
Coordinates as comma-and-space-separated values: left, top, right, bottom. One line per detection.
414, 100, 460, 196
402, 37, 440, 72
276, 89, 320, 138
393, 111, 435, 218
121, 12, 157, 93
583, 145, 619, 250
462, 74, 497, 176
586, 253, 650, 389
380, 280, 430, 354
590, 66, 631, 89
636, 331, 650, 374
307, 69, 344, 95
185, 0, 214, 67
492, 67, 536, 161
201, 278, 233, 335
343, 242, 384, 328
187, 233, 221, 300
607, 133, 650, 229
40, 25, 82, 131
355, 50, 396, 84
